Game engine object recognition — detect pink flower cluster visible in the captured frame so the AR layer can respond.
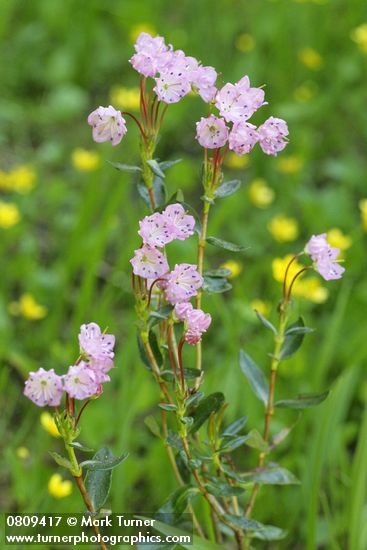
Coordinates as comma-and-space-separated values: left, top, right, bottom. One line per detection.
23, 323, 115, 407
196, 75, 288, 156
175, 303, 212, 345
130, 32, 217, 104
131, 204, 205, 304
305, 234, 345, 281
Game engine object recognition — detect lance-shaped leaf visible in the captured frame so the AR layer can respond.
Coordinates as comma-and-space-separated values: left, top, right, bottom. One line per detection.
243, 429, 270, 452
203, 276, 232, 294
161, 368, 201, 382
108, 161, 142, 173
239, 350, 269, 405
207, 236, 248, 252
137, 177, 167, 208
255, 310, 277, 334
189, 393, 225, 433
80, 449, 128, 471
275, 390, 330, 410
219, 434, 251, 453
69, 442, 94, 453
206, 481, 245, 497
147, 159, 166, 178
84, 448, 113, 511
144, 415, 161, 438
280, 317, 308, 359
242, 465, 300, 485
222, 415, 248, 437
48, 451, 73, 470
215, 179, 241, 198
203, 268, 232, 278
223, 514, 287, 540
159, 159, 182, 171
159, 486, 199, 521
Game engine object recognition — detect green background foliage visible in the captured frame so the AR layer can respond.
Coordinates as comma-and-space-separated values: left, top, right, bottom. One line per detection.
1, 0, 366, 548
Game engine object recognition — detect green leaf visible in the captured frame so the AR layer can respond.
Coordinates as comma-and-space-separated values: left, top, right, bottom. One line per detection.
207, 236, 247, 252
186, 391, 205, 410
244, 429, 270, 452
239, 350, 269, 405
190, 393, 225, 433
137, 177, 167, 208
222, 416, 248, 437
166, 431, 183, 451
215, 179, 241, 198
285, 325, 315, 335
137, 333, 151, 369
203, 276, 232, 294
161, 368, 201, 382
108, 161, 142, 173
149, 330, 163, 367
149, 305, 173, 322
255, 310, 277, 334
206, 481, 245, 497
147, 159, 166, 178
159, 159, 182, 171
242, 465, 300, 485
48, 451, 72, 470
147, 518, 224, 550
280, 317, 307, 359
144, 415, 161, 438
158, 403, 177, 412
219, 435, 251, 453
275, 390, 330, 410
84, 448, 113, 511
203, 268, 232, 278
80, 450, 128, 471
223, 514, 286, 540
68, 442, 94, 453
160, 486, 199, 520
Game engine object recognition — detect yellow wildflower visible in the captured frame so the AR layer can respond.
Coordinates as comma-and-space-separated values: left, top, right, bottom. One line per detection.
250, 299, 271, 317
221, 260, 243, 279
16, 447, 30, 459
0, 201, 21, 228
40, 412, 60, 438
294, 81, 317, 102
71, 149, 100, 172
130, 23, 157, 44
272, 254, 304, 284
351, 24, 367, 54
48, 474, 73, 499
298, 48, 323, 70
276, 155, 304, 175
248, 179, 275, 208
326, 228, 352, 251
359, 198, 367, 231
224, 152, 250, 170
9, 166, 36, 193
110, 86, 140, 111
268, 215, 299, 242
0, 170, 12, 191
9, 293, 47, 320
295, 277, 329, 303
236, 33, 255, 53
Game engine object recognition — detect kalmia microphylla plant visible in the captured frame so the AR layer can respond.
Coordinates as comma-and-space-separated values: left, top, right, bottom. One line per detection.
24, 32, 345, 549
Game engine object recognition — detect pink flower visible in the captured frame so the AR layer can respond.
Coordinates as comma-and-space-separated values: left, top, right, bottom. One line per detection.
257, 116, 289, 156
192, 66, 217, 102
63, 364, 100, 400
130, 32, 172, 77
196, 115, 229, 149
87, 106, 127, 146
89, 357, 114, 384
163, 203, 195, 241
130, 245, 169, 279
305, 234, 345, 281
215, 76, 266, 123
228, 121, 259, 155
154, 70, 191, 103
164, 264, 203, 304
174, 303, 212, 345
24, 368, 63, 407
79, 322, 115, 360
138, 212, 175, 247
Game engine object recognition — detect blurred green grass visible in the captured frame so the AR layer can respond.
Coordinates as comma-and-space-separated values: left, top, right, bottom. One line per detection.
1, 0, 367, 548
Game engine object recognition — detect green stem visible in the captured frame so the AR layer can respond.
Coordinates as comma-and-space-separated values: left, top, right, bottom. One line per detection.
195, 200, 211, 374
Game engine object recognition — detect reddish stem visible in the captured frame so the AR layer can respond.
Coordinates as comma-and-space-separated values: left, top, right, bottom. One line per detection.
75, 399, 92, 428
282, 254, 301, 304
121, 111, 147, 142
177, 336, 186, 392
65, 393, 70, 413
287, 267, 310, 302
132, 271, 136, 294
147, 277, 164, 306
167, 324, 178, 380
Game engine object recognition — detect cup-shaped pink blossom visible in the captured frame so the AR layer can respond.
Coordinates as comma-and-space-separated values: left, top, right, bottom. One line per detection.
24, 368, 64, 407
130, 32, 172, 77
138, 212, 175, 247
191, 66, 217, 102
164, 264, 203, 304
130, 245, 169, 279
87, 106, 127, 146
196, 115, 229, 149
305, 233, 329, 261
163, 203, 195, 241
305, 234, 345, 281
215, 76, 266, 123
63, 364, 100, 400
228, 121, 259, 156
258, 117, 289, 156
154, 70, 191, 104
79, 322, 115, 361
